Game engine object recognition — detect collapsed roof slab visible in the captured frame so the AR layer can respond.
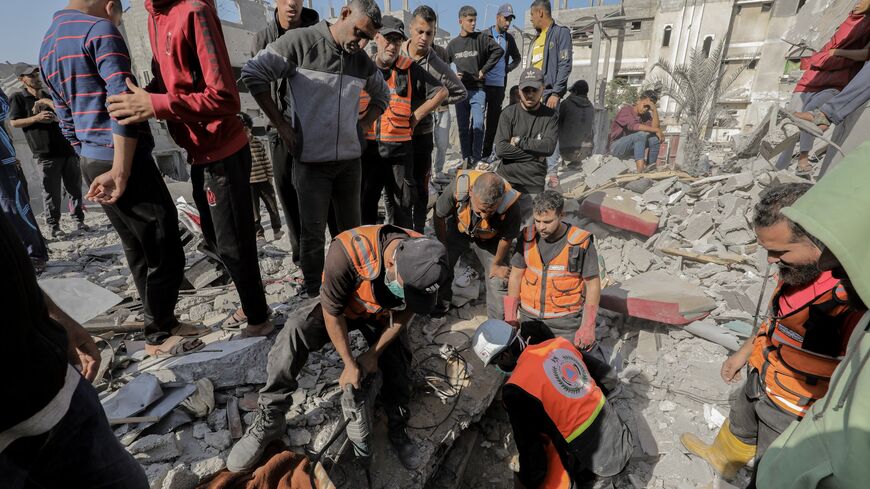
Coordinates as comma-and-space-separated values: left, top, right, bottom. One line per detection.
580, 188, 660, 237
600, 271, 717, 325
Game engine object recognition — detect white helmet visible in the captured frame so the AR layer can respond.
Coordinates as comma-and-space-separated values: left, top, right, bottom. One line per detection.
472, 319, 517, 366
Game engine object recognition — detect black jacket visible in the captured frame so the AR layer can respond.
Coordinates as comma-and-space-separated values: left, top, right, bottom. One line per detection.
558, 94, 595, 151
495, 103, 558, 194
482, 27, 522, 86
446, 32, 505, 90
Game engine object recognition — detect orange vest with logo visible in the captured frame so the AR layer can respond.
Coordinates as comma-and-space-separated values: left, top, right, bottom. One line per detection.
333, 225, 422, 320
541, 435, 571, 489
748, 280, 860, 417
453, 170, 521, 240
520, 224, 592, 319
507, 337, 606, 444
358, 56, 414, 143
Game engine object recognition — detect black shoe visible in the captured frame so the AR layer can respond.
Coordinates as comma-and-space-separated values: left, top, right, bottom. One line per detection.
76, 221, 90, 232
50, 225, 64, 238
388, 425, 420, 470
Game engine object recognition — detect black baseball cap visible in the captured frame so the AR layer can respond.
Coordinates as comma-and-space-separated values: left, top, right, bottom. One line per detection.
519, 67, 544, 90
395, 237, 449, 314
380, 16, 407, 39
15, 66, 39, 78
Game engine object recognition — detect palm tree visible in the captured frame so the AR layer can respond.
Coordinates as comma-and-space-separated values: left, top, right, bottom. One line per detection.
650, 40, 750, 174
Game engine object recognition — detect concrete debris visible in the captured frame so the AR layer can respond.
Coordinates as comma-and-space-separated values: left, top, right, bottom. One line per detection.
580, 188, 660, 237
600, 271, 717, 325
39, 277, 123, 324
583, 155, 635, 188
138, 337, 271, 388
129, 434, 182, 463
161, 465, 198, 489
684, 319, 742, 351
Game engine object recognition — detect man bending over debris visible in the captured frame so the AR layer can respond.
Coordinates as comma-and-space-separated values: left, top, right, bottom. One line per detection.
472, 319, 632, 488
40, 0, 199, 356
680, 182, 865, 481
433, 170, 522, 320
228, 225, 448, 472
608, 90, 663, 173
506, 191, 603, 355
0, 211, 148, 488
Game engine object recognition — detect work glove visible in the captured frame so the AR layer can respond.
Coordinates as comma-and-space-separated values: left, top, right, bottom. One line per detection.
401, 178, 417, 208
503, 296, 519, 328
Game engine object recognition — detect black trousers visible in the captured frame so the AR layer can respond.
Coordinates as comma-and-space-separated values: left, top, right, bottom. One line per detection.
483, 85, 506, 159
259, 300, 412, 419
361, 143, 413, 229
411, 132, 434, 233
37, 154, 84, 226
251, 180, 281, 236
79, 154, 184, 344
190, 146, 269, 325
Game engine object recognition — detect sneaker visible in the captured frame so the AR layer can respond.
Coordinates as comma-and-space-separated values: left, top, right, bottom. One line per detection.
272, 229, 284, 241
256, 231, 266, 241
226, 406, 287, 472
76, 221, 91, 232
50, 225, 64, 238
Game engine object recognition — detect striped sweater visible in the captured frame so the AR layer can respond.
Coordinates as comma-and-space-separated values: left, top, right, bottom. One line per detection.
39, 10, 151, 161
249, 137, 273, 183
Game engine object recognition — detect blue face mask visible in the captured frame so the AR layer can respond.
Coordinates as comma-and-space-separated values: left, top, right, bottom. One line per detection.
385, 274, 404, 299
493, 366, 511, 376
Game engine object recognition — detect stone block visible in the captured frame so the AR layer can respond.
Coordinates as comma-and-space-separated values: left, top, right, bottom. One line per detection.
580, 189, 660, 237
203, 429, 232, 451
680, 213, 713, 242
129, 433, 181, 463
190, 456, 226, 480
161, 465, 198, 489
140, 337, 271, 388
584, 156, 634, 188
600, 271, 717, 325
720, 172, 754, 193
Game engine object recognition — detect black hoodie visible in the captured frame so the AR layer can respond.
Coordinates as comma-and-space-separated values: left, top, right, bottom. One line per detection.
558, 94, 595, 151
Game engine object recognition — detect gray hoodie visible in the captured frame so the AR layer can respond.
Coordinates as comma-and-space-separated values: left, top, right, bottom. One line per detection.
242, 21, 389, 163
402, 41, 466, 135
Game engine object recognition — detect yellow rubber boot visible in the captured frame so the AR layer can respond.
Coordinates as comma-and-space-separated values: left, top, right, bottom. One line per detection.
680, 420, 756, 479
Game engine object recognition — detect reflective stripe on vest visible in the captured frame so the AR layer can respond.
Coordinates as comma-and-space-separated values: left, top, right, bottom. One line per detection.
453, 170, 520, 240
334, 224, 422, 319
359, 56, 414, 143
520, 225, 592, 319
748, 281, 855, 417
507, 337, 605, 443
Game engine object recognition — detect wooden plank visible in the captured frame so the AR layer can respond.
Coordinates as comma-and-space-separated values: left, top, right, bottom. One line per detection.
109, 415, 161, 425
660, 247, 748, 266
227, 396, 244, 440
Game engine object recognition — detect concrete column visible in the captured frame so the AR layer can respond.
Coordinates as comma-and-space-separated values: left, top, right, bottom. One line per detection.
599, 34, 612, 106
590, 21, 602, 103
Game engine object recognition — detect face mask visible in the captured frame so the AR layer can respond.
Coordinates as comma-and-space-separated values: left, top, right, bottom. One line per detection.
385, 275, 405, 299
494, 365, 511, 376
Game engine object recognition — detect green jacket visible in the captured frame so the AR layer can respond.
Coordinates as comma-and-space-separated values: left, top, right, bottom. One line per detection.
759, 142, 870, 488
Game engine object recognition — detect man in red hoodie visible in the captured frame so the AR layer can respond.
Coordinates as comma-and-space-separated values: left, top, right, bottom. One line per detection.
107, 0, 271, 337
776, 0, 870, 175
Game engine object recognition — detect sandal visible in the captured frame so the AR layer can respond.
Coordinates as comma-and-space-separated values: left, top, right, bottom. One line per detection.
241, 321, 275, 338
784, 110, 828, 136
221, 310, 248, 332
170, 321, 211, 337
144, 336, 205, 357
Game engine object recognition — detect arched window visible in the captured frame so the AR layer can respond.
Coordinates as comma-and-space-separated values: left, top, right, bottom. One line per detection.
662, 26, 672, 47
702, 36, 714, 58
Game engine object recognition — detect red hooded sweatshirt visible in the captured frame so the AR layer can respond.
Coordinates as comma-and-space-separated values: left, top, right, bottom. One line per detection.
796, 13, 870, 93
145, 0, 247, 164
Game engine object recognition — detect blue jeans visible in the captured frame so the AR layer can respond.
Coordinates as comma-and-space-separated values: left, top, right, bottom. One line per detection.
455, 88, 486, 162
610, 132, 660, 164
821, 60, 870, 125
0, 164, 47, 263
0, 375, 149, 489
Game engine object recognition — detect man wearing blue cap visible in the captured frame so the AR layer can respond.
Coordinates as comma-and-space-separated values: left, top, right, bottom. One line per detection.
482, 4, 522, 162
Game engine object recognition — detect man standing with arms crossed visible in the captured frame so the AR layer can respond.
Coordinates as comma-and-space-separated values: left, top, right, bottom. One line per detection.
241, 0, 389, 298
528, 0, 573, 188
482, 4, 522, 163
448, 6, 504, 168
249, 0, 319, 262
402, 6, 467, 232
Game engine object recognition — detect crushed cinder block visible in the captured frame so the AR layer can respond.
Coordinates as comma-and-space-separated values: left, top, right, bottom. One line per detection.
129, 433, 181, 463
161, 465, 198, 489
680, 213, 714, 242
580, 189, 660, 237
683, 319, 741, 351
584, 156, 634, 188
139, 337, 271, 388
635, 330, 660, 365
600, 271, 717, 325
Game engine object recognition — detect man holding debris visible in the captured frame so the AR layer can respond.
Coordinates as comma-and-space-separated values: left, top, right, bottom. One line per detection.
249, 0, 319, 262
242, 0, 389, 298
8, 67, 88, 238
107, 0, 272, 338
360, 16, 447, 228
228, 225, 449, 472
401, 6, 467, 231
506, 191, 602, 352
40, 0, 198, 356
680, 182, 865, 480
447, 6, 505, 167
472, 319, 632, 488
494, 67, 558, 209
609, 90, 663, 173
433, 170, 522, 320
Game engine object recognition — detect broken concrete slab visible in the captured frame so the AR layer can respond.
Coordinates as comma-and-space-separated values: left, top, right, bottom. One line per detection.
102, 373, 163, 420
580, 188, 660, 237
680, 213, 714, 242
39, 277, 123, 325
600, 271, 717, 325
684, 319, 741, 351
584, 156, 634, 188
138, 337, 272, 388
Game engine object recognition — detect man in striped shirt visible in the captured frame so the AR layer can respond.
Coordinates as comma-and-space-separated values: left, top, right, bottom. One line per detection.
239, 113, 282, 241
39, 0, 199, 356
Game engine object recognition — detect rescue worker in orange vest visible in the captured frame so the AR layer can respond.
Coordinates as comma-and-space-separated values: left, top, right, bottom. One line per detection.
433, 170, 523, 320
680, 183, 865, 481
472, 319, 632, 488
228, 225, 449, 472
505, 190, 604, 360
359, 16, 447, 227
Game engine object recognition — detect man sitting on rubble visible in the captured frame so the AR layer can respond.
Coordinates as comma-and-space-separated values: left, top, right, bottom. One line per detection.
433, 170, 522, 320
505, 191, 604, 360
472, 318, 632, 488
227, 225, 449, 472
608, 90, 663, 173
680, 182, 865, 481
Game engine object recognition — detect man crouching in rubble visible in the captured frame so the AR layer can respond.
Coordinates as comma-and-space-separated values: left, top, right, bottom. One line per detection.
680, 182, 865, 481
228, 225, 449, 472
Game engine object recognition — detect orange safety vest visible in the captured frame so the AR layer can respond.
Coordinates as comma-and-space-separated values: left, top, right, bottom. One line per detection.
358, 55, 414, 143
748, 280, 859, 417
541, 435, 572, 489
453, 170, 521, 240
507, 337, 606, 444
520, 224, 592, 319
333, 224, 422, 320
